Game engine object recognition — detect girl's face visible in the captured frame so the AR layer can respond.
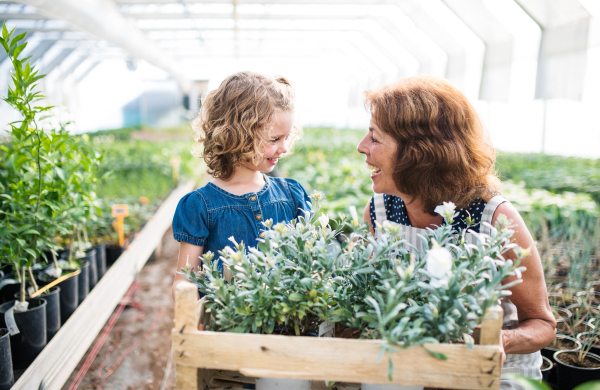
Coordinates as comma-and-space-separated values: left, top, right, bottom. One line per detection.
357, 117, 398, 195
254, 110, 294, 173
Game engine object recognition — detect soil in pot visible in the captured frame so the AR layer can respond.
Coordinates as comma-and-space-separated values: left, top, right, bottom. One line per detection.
556, 321, 572, 335
254, 378, 312, 390
554, 351, 600, 390
542, 334, 582, 385
15, 287, 61, 341
0, 328, 13, 390
106, 245, 124, 267
94, 244, 107, 280
0, 297, 47, 370
38, 272, 78, 325
540, 355, 553, 383
552, 307, 572, 322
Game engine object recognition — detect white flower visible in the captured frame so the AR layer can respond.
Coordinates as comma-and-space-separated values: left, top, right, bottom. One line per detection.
349, 206, 358, 222
434, 202, 456, 221
426, 247, 452, 287
228, 236, 239, 247
318, 213, 329, 228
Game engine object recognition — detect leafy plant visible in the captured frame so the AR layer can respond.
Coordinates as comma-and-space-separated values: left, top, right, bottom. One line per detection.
181, 191, 525, 379
0, 23, 67, 300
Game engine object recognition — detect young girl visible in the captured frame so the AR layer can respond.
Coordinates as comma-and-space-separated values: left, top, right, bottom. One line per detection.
172, 71, 310, 297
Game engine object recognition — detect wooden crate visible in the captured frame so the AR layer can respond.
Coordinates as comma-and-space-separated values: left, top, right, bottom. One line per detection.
172, 282, 503, 390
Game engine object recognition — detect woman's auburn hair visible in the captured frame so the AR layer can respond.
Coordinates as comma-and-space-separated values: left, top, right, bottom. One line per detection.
192, 71, 296, 180
365, 75, 500, 215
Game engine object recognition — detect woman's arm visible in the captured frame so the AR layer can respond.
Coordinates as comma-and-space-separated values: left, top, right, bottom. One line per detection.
492, 202, 556, 356
172, 241, 204, 300
363, 200, 375, 236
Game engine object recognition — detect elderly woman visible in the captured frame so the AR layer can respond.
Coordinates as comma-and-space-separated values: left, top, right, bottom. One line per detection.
358, 76, 556, 387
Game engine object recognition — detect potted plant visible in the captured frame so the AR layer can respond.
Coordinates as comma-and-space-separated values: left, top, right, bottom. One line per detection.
555, 309, 600, 389
0, 23, 56, 369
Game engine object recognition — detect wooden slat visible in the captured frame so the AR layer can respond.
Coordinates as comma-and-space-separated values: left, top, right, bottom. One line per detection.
175, 282, 202, 331
478, 306, 503, 346
11, 180, 197, 390
172, 330, 501, 389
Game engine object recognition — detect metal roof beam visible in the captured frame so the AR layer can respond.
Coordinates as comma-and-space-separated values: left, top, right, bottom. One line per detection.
39, 47, 74, 74
442, 0, 513, 102
14, 0, 193, 91
516, 0, 591, 101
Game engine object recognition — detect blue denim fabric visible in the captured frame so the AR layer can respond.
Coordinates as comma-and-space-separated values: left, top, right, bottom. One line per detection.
172, 175, 311, 257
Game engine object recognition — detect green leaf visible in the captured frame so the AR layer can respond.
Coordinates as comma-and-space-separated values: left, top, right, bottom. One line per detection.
2, 23, 8, 40
10, 31, 26, 46
55, 167, 66, 182
12, 42, 27, 60
422, 346, 448, 360
574, 381, 600, 390
387, 357, 394, 382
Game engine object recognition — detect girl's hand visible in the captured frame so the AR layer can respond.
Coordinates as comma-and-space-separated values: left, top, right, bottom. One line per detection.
172, 242, 204, 300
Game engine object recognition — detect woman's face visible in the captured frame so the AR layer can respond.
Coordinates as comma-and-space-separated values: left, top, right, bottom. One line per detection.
357, 117, 398, 195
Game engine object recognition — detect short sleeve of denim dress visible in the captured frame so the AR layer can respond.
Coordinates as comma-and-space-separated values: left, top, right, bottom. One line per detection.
172, 175, 311, 255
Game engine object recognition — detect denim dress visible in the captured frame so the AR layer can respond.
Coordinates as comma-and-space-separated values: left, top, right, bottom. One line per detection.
172, 175, 311, 258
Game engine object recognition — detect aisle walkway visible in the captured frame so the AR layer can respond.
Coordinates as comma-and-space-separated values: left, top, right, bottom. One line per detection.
62, 229, 179, 390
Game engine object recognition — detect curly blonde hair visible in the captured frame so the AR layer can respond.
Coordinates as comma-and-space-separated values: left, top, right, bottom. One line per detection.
192, 71, 297, 180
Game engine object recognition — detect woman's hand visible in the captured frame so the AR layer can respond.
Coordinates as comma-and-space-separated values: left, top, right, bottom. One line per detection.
492, 202, 557, 354
500, 330, 507, 366
172, 242, 204, 300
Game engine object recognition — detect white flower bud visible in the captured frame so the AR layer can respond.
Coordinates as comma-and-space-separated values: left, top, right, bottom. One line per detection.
434, 202, 457, 221
349, 206, 358, 222
318, 213, 329, 228
426, 247, 452, 287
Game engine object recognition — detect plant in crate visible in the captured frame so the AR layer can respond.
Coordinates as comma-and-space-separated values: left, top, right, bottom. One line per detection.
329, 204, 526, 386
182, 191, 365, 337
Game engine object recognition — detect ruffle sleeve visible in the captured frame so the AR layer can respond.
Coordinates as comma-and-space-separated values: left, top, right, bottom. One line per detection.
172, 191, 209, 246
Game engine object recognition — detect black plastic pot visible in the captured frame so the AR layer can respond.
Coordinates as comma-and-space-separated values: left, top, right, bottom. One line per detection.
15, 287, 60, 341
555, 350, 600, 390
0, 298, 47, 370
106, 245, 124, 267
541, 355, 553, 383
38, 272, 78, 325
94, 244, 107, 280
0, 329, 13, 390
0, 273, 20, 305
542, 334, 581, 386
83, 248, 98, 290
78, 261, 90, 304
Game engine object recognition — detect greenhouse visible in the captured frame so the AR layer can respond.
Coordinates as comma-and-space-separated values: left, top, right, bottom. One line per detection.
0, 0, 599, 389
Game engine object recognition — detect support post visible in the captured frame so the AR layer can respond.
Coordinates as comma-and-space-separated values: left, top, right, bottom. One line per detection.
174, 282, 214, 390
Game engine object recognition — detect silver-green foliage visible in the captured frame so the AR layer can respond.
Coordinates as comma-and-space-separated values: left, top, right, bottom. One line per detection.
182, 193, 527, 353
